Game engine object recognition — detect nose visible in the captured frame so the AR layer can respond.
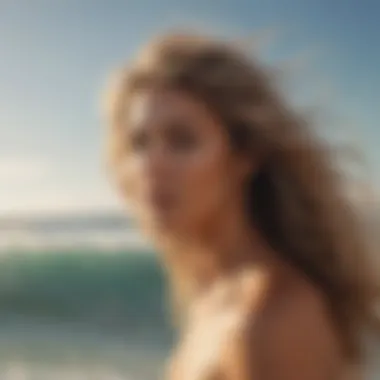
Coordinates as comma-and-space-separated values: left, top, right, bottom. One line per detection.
142, 142, 171, 181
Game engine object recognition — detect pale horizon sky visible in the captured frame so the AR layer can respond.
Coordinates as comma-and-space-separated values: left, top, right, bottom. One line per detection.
1, 0, 379, 215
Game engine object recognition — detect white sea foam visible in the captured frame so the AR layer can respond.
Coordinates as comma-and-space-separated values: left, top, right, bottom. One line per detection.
1, 362, 133, 380
0, 213, 152, 253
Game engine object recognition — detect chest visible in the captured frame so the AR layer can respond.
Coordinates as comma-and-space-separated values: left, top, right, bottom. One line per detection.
168, 297, 249, 380
167, 269, 270, 380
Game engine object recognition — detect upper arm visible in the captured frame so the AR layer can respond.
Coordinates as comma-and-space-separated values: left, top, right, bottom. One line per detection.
222, 288, 342, 380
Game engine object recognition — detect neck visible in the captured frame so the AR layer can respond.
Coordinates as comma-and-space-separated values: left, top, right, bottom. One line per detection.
161, 200, 274, 298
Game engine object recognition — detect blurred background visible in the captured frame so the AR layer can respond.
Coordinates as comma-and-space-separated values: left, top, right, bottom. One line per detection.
0, 0, 379, 379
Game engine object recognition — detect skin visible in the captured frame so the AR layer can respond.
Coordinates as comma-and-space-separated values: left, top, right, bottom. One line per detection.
121, 87, 344, 380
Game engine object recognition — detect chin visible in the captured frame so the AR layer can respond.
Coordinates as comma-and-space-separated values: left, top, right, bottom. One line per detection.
147, 213, 181, 235
138, 207, 189, 239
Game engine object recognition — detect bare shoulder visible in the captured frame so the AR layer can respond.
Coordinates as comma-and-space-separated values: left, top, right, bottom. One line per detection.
223, 268, 343, 380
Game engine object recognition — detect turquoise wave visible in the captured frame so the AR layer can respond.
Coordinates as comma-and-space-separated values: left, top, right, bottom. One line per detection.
0, 250, 173, 337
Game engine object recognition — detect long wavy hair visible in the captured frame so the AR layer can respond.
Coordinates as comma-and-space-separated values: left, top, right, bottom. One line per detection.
104, 32, 380, 364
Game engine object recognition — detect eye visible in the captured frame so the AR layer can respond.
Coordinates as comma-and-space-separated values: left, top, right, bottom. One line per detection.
167, 123, 198, 152
129, 129, 149, 152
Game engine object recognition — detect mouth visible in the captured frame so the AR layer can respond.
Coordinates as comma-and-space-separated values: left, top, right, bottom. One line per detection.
148, 191, 176, 212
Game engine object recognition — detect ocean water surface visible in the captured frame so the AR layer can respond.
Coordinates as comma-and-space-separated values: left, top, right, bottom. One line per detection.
0, 212, 378, 379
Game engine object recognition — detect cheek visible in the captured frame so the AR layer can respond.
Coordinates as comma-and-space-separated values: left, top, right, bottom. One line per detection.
180, 150, 232, 216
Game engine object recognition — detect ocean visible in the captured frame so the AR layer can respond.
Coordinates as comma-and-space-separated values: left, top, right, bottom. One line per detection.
0, 212, 174, 379
0, 212, 378, 379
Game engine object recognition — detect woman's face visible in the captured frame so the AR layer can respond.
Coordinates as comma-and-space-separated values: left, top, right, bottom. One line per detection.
120, 88, 250, 237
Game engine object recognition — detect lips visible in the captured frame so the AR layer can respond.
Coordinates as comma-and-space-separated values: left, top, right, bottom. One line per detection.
149, 191, 176, 211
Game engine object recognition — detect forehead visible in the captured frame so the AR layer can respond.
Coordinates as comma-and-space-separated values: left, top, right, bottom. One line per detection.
127, 88, 217, 128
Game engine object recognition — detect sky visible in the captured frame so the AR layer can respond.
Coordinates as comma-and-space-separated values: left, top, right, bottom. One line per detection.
0, 0, 379, 215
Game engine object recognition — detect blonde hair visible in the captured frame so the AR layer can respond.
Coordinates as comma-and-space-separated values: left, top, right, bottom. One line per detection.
105, 32, 380, 363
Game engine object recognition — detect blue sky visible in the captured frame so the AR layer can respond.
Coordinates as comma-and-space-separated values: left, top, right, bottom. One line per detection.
0, 0, 379, 214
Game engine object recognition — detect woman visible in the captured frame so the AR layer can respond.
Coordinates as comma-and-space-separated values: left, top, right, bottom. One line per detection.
104, 32, 379, 379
